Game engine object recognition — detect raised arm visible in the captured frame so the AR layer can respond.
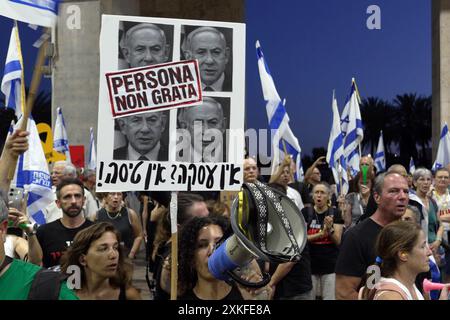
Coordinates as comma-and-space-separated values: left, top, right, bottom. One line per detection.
304, 156, 326, 183
0, 129, 29, 193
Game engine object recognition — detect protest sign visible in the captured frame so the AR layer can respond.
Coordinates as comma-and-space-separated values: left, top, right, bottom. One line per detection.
106, 59, 202, 117
97, 15, 245, 191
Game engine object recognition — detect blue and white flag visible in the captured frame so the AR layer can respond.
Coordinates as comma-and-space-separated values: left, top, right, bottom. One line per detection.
53, 107, 71, 162
12, 118, 54, 225
256, 40, 304, 181
88, 127, 96, 171
432, 123, 450, 171
343, 79, 364, 177
340, 98, 350, 137
409, 157, 416, 175
374, 131, 386, 173
326, 91, 348, 195
1, 23, 24, 120
0, 0, 60, 28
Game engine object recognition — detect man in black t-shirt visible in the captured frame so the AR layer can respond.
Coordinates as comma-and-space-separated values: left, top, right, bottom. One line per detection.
335, 172, 409, 300
36, 178, 94, 269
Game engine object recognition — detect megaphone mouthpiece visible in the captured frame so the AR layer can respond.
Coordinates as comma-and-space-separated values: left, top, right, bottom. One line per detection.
208, 235, 254, 281
423, 278, 446, 293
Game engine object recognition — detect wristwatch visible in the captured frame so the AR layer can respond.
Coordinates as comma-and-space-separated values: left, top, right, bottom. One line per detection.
25, 223, 38, 237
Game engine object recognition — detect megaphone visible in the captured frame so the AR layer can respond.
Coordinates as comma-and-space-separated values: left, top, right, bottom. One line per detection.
208, 180, 307, 288
423, 278, 446, 293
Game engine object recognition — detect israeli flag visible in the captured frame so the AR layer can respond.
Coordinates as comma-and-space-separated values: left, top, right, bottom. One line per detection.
326, 91, 348, 195
343, 79, 364, 177
409, 157, 416, 175
0, 0, 60, 28
53, 107, 71, 162
256, 40, 304, 181
1, 23, 24, 120
432, 123, 450, 171
374, 131, 386, 173
340, 98, 350, 136
12, 117, 55, 225
88, 127, 96, 170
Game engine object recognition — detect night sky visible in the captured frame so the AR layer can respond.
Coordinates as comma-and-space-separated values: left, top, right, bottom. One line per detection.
0, 0, 431, 157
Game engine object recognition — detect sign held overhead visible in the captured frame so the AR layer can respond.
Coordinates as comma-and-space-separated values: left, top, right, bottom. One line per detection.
106, 59, 202, 118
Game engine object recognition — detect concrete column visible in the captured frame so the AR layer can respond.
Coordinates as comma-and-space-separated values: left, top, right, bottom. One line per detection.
53, 0, 244, 167
432, 0, 450, 159
52, 0, 140, 166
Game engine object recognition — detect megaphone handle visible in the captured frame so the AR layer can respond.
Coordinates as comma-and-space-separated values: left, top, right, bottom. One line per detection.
226, 270, 271, 289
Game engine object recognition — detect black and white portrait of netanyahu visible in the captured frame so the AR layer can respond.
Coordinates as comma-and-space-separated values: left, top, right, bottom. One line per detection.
118, 21, 174, 69
181, 26, 233, 92
176, 97, 230, 162
114, 111, 170, 161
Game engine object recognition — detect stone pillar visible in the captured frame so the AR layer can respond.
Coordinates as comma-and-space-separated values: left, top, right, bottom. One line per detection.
432, 0, 450, 159
52, 0, 140, 166
52, 0, 244, 166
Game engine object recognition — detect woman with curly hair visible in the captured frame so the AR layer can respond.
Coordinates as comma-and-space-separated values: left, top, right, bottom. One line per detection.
60, 222, 141, 300
177, 216, 236, 299
178, 216, 266, 300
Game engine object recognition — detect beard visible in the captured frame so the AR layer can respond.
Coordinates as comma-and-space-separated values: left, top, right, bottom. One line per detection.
63, 206, 83, 218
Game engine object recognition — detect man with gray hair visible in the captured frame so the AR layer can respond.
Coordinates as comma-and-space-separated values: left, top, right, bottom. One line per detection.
115, 112, 168, 161
120, 23, 170, 68
177, 97, 227, 162
335, 172, 409, 300
45, 161, 98, 222
183, 26, 231, 92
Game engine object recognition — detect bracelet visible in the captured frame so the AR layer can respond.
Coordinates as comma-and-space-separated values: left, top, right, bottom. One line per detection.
25, 230, 37, 237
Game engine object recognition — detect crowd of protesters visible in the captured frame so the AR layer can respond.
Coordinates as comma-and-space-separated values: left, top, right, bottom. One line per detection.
2, 129, 450, 300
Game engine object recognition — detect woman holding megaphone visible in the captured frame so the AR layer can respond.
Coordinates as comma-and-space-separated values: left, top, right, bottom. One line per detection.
178, 216, 271, 300
359, 220, 450, 300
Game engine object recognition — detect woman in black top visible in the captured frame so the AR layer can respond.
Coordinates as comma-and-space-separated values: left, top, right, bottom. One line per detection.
96, 192, 143, 259
302, 182, 344, 300
61, 222, 141, 300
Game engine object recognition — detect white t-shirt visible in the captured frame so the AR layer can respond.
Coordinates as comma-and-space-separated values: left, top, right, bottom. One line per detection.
375, 277, 424, 300
4, 235, 15, 258
287, 186, 304, 211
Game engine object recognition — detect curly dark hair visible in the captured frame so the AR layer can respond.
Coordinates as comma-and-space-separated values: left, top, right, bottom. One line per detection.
178, 215, 230, 294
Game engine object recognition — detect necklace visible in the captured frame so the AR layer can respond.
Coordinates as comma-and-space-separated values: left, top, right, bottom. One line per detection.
105, 209, 121, 220
313, 205, 328, 228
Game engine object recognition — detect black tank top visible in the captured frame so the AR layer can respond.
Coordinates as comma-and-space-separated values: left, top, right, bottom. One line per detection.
97, 207, 134, 252
118, 284, 127, 300
180, 284, 244, 300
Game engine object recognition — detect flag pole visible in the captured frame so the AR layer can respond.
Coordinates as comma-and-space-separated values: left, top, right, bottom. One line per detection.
8, 27, 49, 179
352, 79, 363, 159
338, 159, 343, 197
281, 98, 295, 181
170, 192, 178, 300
